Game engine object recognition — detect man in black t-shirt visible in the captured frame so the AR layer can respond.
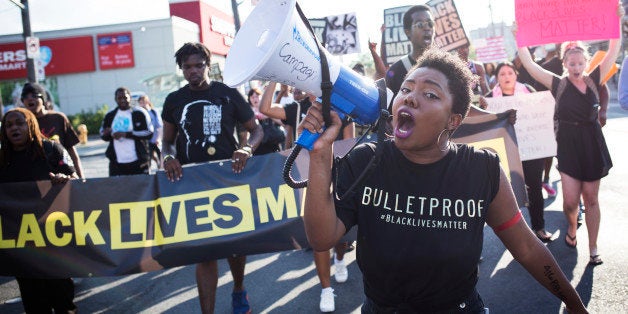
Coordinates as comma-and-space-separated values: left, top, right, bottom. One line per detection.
21, 83, 85, 179
385, 5, 435, 104
161, 42, 262, 314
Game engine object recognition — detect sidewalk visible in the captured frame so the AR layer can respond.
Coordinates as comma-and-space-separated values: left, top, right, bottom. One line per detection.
75, 135, 107, 157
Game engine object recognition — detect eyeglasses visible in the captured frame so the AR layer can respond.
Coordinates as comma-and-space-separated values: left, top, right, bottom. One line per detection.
412, 20, 435, 29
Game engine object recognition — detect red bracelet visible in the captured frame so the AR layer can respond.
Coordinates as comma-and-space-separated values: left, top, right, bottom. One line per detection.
493, 210, 523, 233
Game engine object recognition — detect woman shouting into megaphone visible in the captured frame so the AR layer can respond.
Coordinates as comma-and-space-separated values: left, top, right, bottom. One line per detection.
300, 47, 588, 313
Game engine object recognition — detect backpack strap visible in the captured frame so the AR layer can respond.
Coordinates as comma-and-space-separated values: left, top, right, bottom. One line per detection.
401, 54, 413, 72
583, 75, 600, 102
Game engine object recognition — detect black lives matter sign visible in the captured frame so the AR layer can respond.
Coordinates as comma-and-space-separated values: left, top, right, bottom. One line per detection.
427, 0, 469, 51
382, 1, 468, 65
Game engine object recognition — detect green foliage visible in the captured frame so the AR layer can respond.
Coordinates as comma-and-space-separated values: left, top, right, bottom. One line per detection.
67, 105, 109, 135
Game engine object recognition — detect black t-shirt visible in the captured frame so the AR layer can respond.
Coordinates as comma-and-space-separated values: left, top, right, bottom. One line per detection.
0, 141, 76, 183
282, 98, 351, 142
37, 112, 80, 150
386, 56, 415, 97
282, 98, 312, 139
334, 140, 500, 310
161, 82, 254, 164
551, 67, 600, 123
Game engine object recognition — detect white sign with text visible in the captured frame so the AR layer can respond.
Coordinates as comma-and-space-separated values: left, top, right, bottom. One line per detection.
485, 91, 556, 161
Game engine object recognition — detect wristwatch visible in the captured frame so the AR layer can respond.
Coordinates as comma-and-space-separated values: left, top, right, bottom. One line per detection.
163, 155, 175, 164
240, 145, 253, 157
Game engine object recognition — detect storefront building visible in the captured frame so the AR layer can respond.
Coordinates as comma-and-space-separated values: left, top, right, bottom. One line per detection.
0, 0, 237, 115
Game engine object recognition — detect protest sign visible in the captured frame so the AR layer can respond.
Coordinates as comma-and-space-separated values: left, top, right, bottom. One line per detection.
473, 37, 509, 63
485, 91, 556, 161
515, 0, 620, 47
427, 0, 469, 52
382, 5, 411, 65
321, 13, 361, 55
309, 18, 327, 43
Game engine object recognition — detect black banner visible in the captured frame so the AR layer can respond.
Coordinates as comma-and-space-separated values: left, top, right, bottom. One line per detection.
0, 150, 312, 278
453, 109, 527, 207
0, 113, 524, 279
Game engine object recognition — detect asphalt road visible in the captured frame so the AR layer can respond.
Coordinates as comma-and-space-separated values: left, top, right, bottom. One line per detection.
1, 100, 627, 313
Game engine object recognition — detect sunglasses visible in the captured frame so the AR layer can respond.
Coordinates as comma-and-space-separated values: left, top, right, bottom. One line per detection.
412, 20, 435, 29
21, 94, 44, 101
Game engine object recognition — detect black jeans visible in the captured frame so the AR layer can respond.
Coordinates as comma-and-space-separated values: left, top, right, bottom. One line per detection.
361, 289, 485, 313
16, 277, 77, 313
109, 159, 148, 176
522, 158, 545, 231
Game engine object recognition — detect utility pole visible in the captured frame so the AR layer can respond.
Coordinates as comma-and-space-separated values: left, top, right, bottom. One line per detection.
488, 0, 496, 37
231, 0, 241, 32
14, 0, 37, 83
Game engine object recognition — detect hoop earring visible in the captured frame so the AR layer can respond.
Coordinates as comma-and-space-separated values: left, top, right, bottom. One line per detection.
436, 129, 451, 152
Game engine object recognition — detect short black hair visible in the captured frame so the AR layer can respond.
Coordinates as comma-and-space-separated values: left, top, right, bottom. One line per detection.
411, 48, 473, 119
403, 5, 432, 30
115, 87, 130, 97
21, 83, 47, 102
175, 42, 212, 68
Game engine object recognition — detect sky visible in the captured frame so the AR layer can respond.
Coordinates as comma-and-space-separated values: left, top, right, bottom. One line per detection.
0, 0, 514, 38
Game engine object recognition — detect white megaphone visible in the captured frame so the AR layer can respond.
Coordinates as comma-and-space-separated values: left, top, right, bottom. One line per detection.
224, 0, 392, 150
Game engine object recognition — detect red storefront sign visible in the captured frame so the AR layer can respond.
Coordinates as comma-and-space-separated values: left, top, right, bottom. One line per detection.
97, 32, 135, 70
0, 36, 95, 80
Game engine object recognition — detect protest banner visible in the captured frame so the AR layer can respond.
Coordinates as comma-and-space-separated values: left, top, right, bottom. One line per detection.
382, 5, 411, 65
515, 0, 620, 47
426, 0, 469, 52
453, 110, 527, 207
485, 91, 557, 161
0, 120, 524, 278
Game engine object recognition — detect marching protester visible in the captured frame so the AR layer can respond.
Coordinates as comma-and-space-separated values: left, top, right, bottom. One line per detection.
260, 81, 354, 312
457, 43, 490, 97
385, 5, 435, 100
161, 42, 262, 314
100, 87, 154, 176
21, 83, 85, 179
137, 94, 164, 169
481, 61, 556, 242
0, 108, 78, 313
515, 3, 623, 266
243, 87, 284, 155
301, 47, 588, 313
619, 55, 628, 110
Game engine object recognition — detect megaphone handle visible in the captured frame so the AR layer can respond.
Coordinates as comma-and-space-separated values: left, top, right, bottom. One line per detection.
295, 128, 323, 151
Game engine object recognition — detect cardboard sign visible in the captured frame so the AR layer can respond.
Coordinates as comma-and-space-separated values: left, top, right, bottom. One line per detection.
382, 5, 411, 65
427, 0, 469, 52
515, 0, 620, 47
473, 37, 508, 63
485, 91, 557, 161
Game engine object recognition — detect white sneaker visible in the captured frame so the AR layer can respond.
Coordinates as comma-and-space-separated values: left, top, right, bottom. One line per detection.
319, 287, 335, 312
334, 255, 348, 283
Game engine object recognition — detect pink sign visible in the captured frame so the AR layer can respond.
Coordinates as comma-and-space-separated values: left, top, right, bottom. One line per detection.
515, 0, 619, 47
